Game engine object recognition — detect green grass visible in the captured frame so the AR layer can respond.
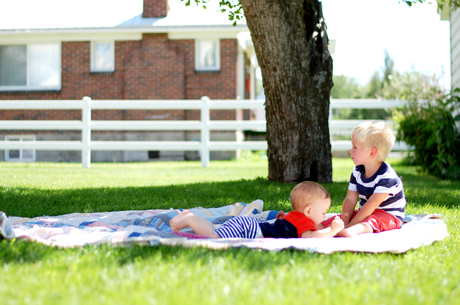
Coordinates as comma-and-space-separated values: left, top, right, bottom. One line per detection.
1, 158, 459, 305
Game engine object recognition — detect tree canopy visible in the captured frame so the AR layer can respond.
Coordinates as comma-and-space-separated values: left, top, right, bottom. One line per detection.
182, 0, 460, 25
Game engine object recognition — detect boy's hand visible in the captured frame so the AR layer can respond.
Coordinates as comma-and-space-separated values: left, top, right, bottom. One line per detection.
330, 216, 344, 231
276, 210, 286, 220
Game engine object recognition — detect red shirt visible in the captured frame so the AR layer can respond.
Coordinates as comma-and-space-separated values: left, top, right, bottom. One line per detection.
284, 211, 317, 237
259, 211, 317, 238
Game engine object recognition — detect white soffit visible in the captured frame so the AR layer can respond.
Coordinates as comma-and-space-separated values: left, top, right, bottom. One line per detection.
0, 31, 143, 44
168, 29, 246, 40
0, 26, 247, 43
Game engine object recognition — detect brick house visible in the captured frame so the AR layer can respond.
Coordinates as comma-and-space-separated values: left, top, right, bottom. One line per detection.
0, 0, 259, 162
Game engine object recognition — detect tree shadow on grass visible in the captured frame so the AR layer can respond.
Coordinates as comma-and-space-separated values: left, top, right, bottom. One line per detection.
0, 177, 346, 218
1, 171, 457, 223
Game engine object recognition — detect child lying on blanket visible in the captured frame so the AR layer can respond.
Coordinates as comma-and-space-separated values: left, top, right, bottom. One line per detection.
170, 181, 344, 239
318, 121, 407, 237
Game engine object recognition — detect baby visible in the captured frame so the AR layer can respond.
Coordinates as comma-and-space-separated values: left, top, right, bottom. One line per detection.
170, 181, 343, 239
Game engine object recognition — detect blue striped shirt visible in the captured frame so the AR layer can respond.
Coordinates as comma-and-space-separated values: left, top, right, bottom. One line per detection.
349, 162, 406, 222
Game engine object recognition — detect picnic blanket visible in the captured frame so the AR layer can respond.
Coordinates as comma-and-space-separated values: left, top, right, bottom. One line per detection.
2, 200, 449, 254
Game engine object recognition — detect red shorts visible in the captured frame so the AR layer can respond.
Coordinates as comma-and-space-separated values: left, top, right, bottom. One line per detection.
321, 209, 401, 233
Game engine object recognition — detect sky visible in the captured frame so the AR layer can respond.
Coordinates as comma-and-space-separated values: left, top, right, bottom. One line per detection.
322, 0, 450, 86
0, 0, 451, 87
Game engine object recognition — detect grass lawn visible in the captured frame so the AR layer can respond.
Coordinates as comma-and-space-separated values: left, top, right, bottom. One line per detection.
0, 157, 459, 305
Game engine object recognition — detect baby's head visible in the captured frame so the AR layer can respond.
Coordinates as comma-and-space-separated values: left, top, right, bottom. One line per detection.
351, 121, 396, 162
290, 181, 330, 213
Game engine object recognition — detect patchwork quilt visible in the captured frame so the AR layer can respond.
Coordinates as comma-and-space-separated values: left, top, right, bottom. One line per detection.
4, 200, 449, 254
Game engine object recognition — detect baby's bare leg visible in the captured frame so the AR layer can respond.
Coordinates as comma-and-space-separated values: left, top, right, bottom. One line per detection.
170, 210, 220, 238
336, 223, 373, 237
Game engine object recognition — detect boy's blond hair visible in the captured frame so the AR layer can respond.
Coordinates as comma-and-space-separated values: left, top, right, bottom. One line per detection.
351, 121, 395, 162
290, 181, 330, 212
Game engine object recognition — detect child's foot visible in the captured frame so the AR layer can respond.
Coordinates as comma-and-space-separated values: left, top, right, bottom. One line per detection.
170, 210, 193, 232
0, 212, 15, 239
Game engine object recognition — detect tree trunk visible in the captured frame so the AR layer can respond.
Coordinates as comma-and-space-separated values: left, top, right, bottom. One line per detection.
241, 0, 333, 183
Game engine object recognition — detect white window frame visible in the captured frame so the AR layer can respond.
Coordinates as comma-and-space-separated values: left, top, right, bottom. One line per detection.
195, 39, 220, 71
91, 41, 115, 72
5, 135, 36, 162
0, 43, 61, 91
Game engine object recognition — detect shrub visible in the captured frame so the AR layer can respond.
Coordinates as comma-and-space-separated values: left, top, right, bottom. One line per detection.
393, 89, 460, 179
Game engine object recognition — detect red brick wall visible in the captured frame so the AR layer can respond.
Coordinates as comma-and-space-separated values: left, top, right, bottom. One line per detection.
121, 34, 185, 100
143, 0, 169, 18
0, 35, 239, 121
63, 41, 126, 99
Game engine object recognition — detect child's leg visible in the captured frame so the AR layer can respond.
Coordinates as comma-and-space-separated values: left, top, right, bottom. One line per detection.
336, 223, 373, 237
337, 210, 401, 237
170, 210, 220, 238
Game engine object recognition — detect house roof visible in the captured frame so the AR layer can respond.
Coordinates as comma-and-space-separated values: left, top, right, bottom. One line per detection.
0, 0, 248, 33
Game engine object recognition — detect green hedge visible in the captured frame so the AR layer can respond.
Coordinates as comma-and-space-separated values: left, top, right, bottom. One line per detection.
394, 88, 460, 179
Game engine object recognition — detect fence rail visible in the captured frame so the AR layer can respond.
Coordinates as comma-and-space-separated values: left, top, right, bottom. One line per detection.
329, 99, 409, 151
0, 97, 409, 167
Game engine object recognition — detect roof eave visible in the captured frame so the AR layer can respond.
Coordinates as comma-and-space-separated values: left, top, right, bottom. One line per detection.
0, 24, 249, 35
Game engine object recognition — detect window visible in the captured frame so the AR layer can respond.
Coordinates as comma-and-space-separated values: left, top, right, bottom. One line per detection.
5, 135, 36, 162
195, 40, 220, 71
91, 41, 115, 72
148, 151, 160, 159
0, 43, 61, 91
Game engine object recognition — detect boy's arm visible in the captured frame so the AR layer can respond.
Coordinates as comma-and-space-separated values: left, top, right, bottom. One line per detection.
346, 192, 389, 227
341, 190, 359, 226
301, 217, 344, 238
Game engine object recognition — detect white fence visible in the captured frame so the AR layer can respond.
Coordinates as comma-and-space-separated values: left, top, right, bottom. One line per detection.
0, 97, 409, 168
329, 99, 409, 151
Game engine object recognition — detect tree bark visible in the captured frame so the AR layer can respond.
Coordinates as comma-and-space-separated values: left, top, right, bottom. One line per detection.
241, 0, 333, 183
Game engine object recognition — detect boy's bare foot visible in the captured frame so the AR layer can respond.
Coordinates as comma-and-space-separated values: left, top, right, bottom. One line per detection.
170, 210, 193, 232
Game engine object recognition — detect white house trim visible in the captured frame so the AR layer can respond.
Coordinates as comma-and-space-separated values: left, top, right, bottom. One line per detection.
0, 32, 143, 44
168, 31, 243, 40
237, 45, 245, 100
0, 28, 246, 44
0, 24, 248, 35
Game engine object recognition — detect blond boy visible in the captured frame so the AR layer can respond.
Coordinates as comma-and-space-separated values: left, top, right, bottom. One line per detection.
170, 181, 343, 239
320, 121, 406, 237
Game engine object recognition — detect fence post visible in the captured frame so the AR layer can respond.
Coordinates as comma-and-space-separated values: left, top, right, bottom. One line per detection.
82, 96, 91, 168
201, 96, 210, 168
